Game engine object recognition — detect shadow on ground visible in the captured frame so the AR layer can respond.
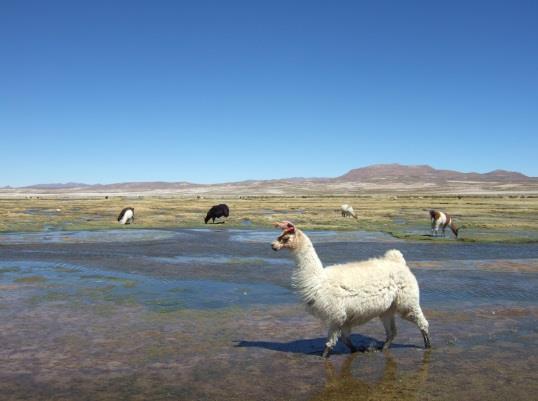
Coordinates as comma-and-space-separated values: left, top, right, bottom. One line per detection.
235, 334, 420, 356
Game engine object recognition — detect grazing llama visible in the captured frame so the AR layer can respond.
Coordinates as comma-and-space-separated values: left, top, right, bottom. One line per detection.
429, 210, 459, 237
271, 221, 431, 358
341, 204, 358, 219
204, 204, 230, 224
117, 207, 135, 224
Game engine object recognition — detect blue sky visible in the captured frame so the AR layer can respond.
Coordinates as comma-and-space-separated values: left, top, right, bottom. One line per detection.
1, 0, 537, 186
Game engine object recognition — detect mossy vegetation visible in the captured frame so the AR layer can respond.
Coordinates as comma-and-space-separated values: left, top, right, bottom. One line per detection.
14, 275, 47, 284
0, 194, 537, 242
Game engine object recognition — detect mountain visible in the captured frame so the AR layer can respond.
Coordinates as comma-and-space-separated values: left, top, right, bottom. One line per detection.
21, 181, 198, 191
3, 164, 537, 196
23, 182, 92, 189
336, 164, 533, 183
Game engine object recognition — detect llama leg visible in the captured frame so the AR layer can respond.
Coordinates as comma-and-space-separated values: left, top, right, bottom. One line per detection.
400, 308, 431, 349
341, 326, 357, 353
322, 326, 341, 358
380, 312, 397, 351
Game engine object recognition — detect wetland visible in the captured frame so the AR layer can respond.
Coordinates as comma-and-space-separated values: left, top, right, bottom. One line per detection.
1, 195, 537, 400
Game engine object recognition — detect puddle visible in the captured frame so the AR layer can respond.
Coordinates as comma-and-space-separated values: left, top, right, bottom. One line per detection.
402, 225, 538, 241
230, 229, 399, 243
150, 255, 293, 266
0, 229, 185, 244
0, 260, 295, 312
24, 208, 62, 216
418, 267, 538, 309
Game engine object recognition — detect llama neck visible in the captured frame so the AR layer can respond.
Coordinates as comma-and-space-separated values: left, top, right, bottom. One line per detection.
291, 235, 325, 301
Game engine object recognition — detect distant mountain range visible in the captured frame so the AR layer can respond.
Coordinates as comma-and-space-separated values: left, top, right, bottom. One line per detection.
2, 164, 537, 196
336, 164, 533, 183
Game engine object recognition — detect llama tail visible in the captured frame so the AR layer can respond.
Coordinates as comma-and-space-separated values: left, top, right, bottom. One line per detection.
384, 249, 406, 264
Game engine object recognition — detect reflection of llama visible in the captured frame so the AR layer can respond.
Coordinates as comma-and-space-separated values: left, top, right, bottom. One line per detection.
310, 351, 431, 401
271, 221, 431, 358
429, 210, 459, 237
340, 204, 358, 219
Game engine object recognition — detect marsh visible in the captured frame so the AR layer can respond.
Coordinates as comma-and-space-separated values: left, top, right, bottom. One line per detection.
0, 228, 537, 400
1, 194, 538, 243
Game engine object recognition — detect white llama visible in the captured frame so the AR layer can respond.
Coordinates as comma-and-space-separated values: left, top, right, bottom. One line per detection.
340, 204, 358, 219
271, 221, 431, 357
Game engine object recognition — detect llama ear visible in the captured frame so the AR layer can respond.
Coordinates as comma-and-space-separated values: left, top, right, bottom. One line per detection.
285, 222, 296, 234
274, 221, 296, 233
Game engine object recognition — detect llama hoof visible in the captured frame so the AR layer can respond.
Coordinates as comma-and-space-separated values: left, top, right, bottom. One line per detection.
422, 331, 432, 348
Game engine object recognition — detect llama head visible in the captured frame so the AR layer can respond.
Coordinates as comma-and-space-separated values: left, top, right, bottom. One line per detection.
271, 221, 300, 251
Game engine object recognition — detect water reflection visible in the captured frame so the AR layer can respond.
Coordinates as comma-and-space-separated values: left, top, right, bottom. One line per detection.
311, 351, 431, 401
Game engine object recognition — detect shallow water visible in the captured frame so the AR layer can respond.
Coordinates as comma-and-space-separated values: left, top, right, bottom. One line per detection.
0, 260, 295, 312
0, 228, 537, 400
402, 224, 538, 242
229, 228, 399, 243
0, 228, 184, 244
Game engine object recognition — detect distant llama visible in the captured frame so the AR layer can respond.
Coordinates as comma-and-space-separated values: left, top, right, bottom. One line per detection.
429, 210, 458, 237
205, 204, 230, 224
340, 204, 358, 219
117, 207, 135, 224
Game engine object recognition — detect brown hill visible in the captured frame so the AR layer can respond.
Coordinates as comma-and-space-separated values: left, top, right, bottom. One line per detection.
336, 164, 532, 183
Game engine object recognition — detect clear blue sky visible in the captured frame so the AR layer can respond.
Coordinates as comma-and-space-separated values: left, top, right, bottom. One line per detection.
1, 0, 537, 186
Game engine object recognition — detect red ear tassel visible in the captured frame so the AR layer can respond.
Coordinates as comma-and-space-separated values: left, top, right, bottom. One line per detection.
274, 221, 296, 233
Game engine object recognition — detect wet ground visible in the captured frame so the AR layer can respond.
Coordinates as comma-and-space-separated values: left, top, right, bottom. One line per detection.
399, 223, 538, 243
1, 228, 537, 400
